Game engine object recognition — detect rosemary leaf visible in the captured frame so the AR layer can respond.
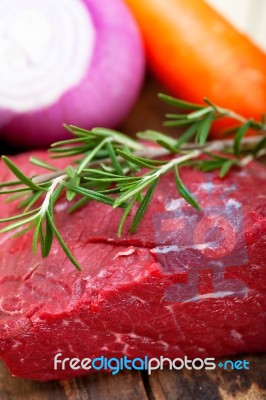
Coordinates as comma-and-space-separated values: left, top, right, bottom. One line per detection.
99, 187, 122, 194
0, 92, 265, 271
156, 139, 178, 153
197, 160, 224, 172
32, 217, 42, 255
176, 123, 199, 147
6, 192, 30, 203
19, 192, 43, 211
106, 142, 124, 175
116, 150, 158, 169
51, 184, 65, 207
50, 136, 89, 147
0, 207, 41, 222
46, 210, 81, 271
174, 165, 201, 210
0, 187, 31, 195
30, 157, 58, 172
66, 171, 80, 202
130, 179, 158, 233
158, 93, 203, 110
50, 146, 94, 157
100, 163, 116, 173
234, 121, 252, 157
165, 114, 188, 119
68, 197, 91, 214
65, 166, 76, 179
84, 176, 139, 183
77, 138, 110, 174
164, 119, 193, 127
114, 175, 157, 207
2, 156, 44, 191
92, 128, 142, 151
118, 195, 138, 237
187, 107, 213, 120
197, 112, 215, 146
66, 184, 78, 202
0, 214, 38, 233
220, 159, 236, 178
82, 169, 139, 178
137, 130, 177, 147
39, 222, 45, 258
121, 146, 141, 173
0, 180, 22, 188
62, 181, 115, 207
120, 154, 166, 166
13, 223, 34, 238
42, 216, 54, 258
63, 125, 95, 137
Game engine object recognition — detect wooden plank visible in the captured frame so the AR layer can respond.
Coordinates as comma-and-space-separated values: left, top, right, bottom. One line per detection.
59, 371, 148, 400
0, 361, 66, 400
1, 355, 266, 399
0, 360, 148, 400
147, 355, 266, 400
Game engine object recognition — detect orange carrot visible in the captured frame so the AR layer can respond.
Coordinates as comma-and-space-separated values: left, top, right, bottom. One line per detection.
125, 0, 266, 135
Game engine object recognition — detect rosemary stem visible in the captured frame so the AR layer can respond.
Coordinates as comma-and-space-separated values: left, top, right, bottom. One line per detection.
33, 170, 66, 184
216, 107, 248, 124
1, 93, 266, 271
154, 149, 201, 178
183, 135, 264, 151
31, 135, 264, 184
39, 175, 66, 216
239, 154, 254, 167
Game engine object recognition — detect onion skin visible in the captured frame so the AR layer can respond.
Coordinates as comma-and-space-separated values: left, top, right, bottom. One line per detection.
0, 0, 145, 148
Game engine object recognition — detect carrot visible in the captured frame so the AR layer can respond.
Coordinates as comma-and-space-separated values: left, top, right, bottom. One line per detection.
125, 0, 266, 136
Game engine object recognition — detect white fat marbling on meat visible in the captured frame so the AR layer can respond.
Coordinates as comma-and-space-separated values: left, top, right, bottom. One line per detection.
182, 289, 247, 303
130, 295, 146, 304
157, 340, 170, 351
54, 202, 69, 212
226, 199, 241, 208
197, 182, 216, 192
230, 330, 243, 340
96, 269, 109, 278
165, 198, 186, 211
112, 333, 122, 343
197, 182, 237, 193
150, 242, 214, 254
113, 247, 135, 259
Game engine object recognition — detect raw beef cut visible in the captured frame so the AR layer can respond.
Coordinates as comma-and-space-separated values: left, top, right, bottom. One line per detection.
0, 152, 265, 381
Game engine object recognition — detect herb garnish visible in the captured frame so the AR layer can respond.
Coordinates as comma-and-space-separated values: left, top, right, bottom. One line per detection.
0, 94, 265, 270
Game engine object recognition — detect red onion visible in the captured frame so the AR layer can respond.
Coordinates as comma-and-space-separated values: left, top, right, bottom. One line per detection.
0, 0, 145, 148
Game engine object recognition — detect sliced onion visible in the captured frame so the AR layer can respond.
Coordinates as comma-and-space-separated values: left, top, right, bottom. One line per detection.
0, 0, 145, 148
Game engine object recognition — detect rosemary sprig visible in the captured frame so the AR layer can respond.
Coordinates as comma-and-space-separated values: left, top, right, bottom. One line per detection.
0, 94, 265, 270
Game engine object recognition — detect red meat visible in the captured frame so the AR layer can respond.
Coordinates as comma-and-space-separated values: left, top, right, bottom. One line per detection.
0, 152, 265, 381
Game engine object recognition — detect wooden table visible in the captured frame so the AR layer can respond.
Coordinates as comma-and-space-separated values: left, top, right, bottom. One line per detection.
1, 355, 265, 399
0, 75, 265, 399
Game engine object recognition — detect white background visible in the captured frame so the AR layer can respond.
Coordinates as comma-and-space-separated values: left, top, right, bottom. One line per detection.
206, 0, 266, 51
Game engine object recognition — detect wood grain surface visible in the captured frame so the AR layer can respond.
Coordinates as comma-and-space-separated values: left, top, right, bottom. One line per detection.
0, 75, 265, 399
0, 355, 265, 400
